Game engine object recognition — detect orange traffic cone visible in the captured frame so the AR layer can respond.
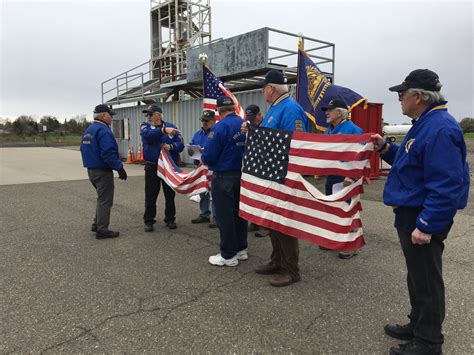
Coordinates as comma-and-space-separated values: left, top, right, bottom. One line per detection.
126, 146, 135, 164
136, 143, 144, 162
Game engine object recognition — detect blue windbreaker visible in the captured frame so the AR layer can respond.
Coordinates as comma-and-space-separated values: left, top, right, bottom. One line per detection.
325, 119, 363, 135
202, 113, 246, 172
80, 119, 123, 171
140, 120, 184, 164
261, 94, 309, 132
381, 102, 469, 234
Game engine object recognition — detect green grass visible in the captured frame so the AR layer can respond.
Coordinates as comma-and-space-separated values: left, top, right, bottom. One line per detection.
0, 134, 83, 145
464, 132, 474, 139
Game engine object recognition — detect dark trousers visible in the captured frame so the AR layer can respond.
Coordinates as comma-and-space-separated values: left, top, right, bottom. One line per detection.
212, 171, 248, 259
144, 163, 176, 225
325, 175, 344, 195
396, 208, 450, 345
269, 230, 300, 278
87, 168, 114, 232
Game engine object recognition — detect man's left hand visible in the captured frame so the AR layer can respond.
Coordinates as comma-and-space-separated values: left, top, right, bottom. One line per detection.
163, 144, 172, 151
411, 228, 432, 245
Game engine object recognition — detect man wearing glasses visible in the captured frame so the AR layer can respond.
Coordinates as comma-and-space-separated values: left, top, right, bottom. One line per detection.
140, 105, 183, 232
372, 69, 469, 355
188, 110, 216, 228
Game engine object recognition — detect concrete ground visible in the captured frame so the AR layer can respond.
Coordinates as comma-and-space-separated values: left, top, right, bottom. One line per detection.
1, 147, 473, 354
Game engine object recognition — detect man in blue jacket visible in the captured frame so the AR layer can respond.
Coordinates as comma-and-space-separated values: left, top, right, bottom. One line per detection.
141, 105, 183, 231
188, 110, 216, 227
254, 70, 309, 287
322, 98, 363, 259
372, 69, 469, 355
202, 96, 248, 267
80, 104, 127, 239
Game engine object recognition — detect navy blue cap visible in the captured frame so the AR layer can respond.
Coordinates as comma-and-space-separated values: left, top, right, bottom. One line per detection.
216, 95, 234, 107
201, 110, 215, 120
245, 104, 260, 118
259, 70, 287, 86
94, 104, 116, 115
389, 69, 442, 92
321, 98, 348, 111
142, 105, 162, 115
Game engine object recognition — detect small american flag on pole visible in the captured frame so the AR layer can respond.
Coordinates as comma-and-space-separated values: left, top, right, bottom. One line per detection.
203, 65, 244, 121
157, 148, 212, 196
239, 127, 375, 251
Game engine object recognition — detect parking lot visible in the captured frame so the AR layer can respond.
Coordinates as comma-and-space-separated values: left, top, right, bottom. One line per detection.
1, 147, 473, 353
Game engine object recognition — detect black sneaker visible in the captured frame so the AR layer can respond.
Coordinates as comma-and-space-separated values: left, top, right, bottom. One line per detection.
384, 322, 415, 340
144, 224, 154, 232
96, 230, 120, 239
91, 223, 97, 232
191, 216, 210, 224
166, 222, 177, 230
208, 223, 217, 229
389, 340, 441, 355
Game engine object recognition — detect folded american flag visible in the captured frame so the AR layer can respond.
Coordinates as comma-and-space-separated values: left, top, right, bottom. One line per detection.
239, 127, 375, 251
157, 148, 212, 196
203, 65, 244, 120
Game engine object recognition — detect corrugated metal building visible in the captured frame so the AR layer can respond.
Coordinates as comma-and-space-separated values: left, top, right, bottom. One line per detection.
112, 89, 273, 165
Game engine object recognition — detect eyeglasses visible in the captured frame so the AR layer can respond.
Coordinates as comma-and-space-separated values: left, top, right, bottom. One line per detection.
398, 91, 408, 100
201, 119, 210, 122
262, 84, 272, 93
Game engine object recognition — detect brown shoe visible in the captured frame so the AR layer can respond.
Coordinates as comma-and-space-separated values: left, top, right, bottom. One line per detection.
255, 263, 281, 275
338, 250, 358, 259
270, 273, 301, 287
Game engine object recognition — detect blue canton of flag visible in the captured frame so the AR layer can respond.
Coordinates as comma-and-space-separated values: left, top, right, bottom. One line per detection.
202, 65, 244, 120
297, 44, 367, 131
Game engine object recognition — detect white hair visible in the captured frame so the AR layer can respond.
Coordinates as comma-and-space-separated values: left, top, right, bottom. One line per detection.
334, 108, 349, 120
93, 113, 103, 119
271, 83, 289, 95
407, 88, 445, 105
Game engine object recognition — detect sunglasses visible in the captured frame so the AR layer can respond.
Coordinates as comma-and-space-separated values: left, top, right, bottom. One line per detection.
201, 118, 210, 122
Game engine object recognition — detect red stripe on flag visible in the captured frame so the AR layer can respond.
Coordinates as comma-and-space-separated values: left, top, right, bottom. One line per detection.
241, 179, 362, 218
239, 210, 365, 251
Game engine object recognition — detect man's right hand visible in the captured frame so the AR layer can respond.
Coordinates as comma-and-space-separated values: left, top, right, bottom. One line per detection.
371, 134, 386, 151
187, 148, 193, 156
241, 122, 249, 134
118, 168, 127, 180
164, 127, 179, 135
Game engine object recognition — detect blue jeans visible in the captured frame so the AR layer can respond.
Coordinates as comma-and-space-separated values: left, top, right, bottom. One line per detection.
212, 171, 248, 259
199, 192, 211, 217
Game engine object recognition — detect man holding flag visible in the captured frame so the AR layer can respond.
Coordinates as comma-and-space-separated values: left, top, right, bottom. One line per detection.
254, 69, 309, 287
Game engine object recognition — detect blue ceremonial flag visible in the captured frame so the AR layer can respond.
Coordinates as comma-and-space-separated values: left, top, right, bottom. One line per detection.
296, 42, 367, 131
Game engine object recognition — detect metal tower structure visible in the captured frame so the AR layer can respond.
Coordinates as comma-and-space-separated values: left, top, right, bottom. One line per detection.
150, 0, 211, 84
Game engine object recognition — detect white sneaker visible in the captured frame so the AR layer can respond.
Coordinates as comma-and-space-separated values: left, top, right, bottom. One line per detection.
236, 249, 248, 261
208, 253, 238, 267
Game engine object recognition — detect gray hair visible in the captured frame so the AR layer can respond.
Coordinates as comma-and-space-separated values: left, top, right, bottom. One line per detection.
93, 113, 103, 119
271, 83, 289, 95
334, 108, 349, 120
407, 88, 445, 105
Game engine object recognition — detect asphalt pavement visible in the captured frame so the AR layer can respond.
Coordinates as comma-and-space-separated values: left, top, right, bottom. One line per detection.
1, 147, 473, 354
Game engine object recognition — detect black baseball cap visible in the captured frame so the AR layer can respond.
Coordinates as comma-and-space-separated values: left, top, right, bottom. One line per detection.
389, 69, 442, 92
245, 104, 260, 118
201, 110, 215, 120
321, 98, 348, 111
142, 105, 163, 115
259, 70, 287, 86
94, 104, 116, 115
216, 95, 234, 107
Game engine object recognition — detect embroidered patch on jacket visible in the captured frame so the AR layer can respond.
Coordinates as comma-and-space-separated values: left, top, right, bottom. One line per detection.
405, 138, 415, 153
295, 120, 303, 132
208, 131, 214, 139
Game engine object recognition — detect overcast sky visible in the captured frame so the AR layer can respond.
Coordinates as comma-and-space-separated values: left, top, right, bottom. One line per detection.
1, 0, 473, 124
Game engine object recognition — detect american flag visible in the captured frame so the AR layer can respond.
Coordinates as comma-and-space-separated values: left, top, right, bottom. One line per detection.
203, 65, 244, 121
239, 127, 375, 251
157, 148, 212, 196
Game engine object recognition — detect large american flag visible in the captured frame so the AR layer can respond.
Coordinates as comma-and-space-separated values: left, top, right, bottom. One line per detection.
239, 127, 375, 251
157, 148, 212, 196
203, 65, 244, 121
